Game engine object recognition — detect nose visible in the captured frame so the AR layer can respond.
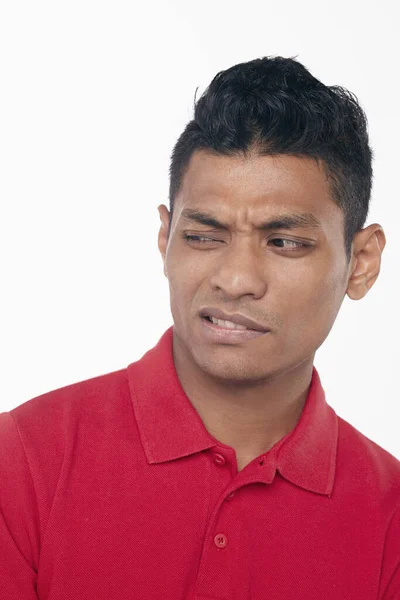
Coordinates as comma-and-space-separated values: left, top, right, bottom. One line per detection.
208, 236, 268, 300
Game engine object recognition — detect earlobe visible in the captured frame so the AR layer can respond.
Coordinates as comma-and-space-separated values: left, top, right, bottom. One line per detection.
158, 237, 168, 278
346, 225, 386, 301
346, 276, 369, 301
157, 227, 167, 270
157, 204, 171, 278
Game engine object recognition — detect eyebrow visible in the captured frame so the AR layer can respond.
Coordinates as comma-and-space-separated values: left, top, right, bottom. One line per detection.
180, 209, 322, 231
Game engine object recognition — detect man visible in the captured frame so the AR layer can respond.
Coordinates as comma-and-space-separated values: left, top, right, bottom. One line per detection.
0, 56, 399, 599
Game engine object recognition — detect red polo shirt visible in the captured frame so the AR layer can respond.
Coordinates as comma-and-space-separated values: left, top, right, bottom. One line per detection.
1, 326, 399, 599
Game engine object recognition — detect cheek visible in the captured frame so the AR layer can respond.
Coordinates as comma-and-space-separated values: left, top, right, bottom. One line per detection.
284, 262, 346, 347
166, 246, 207, 295
165, 260, 199, 314
277, 257, 343, 320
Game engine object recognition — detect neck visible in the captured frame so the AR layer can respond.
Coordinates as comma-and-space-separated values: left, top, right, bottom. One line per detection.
172, 335, 314, 460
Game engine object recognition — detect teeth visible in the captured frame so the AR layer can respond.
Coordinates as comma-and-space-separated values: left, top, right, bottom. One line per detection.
209, 316, 248, 330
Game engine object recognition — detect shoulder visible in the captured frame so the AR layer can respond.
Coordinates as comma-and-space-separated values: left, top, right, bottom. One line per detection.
0, 366, 131, 496
0, 367, 131, 547
336, 415, 400, 509
0, 367, 130, 573
7, 367, 130, 432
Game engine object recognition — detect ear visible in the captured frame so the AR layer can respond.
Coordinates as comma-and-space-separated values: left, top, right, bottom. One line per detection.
346, 223, 386, 300
157, 204, 171, 278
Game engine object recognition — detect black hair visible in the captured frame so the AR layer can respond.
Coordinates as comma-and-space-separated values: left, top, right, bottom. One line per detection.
168, 56, 373, 264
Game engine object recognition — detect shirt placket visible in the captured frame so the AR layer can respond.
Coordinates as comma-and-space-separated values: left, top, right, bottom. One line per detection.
194, 446, 252, 600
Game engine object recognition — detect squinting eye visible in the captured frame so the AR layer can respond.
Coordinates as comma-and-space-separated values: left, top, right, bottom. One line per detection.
183, 235, 217, 243
269, 238, 309, 250
182, 234, 310, 251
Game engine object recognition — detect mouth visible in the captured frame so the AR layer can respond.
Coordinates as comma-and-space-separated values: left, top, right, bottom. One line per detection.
199, 308, 270, 333
200, 314, 269, 343
202, 315, 258, 331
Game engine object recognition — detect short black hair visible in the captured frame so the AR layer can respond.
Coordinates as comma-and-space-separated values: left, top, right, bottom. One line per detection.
168, 56, 373, 264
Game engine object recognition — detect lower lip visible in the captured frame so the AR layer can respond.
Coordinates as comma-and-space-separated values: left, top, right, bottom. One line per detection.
200, 316, 269, 343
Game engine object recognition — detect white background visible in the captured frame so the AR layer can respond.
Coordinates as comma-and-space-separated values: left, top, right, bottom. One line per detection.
0, 1, 399, 458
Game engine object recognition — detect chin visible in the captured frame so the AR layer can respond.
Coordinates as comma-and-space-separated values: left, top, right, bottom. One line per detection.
194, 349, 272, 383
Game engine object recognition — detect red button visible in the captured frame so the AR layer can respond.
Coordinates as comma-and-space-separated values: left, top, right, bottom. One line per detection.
213, 453, 226, 466
226, 491, 235, 501
214, 533, 228, 548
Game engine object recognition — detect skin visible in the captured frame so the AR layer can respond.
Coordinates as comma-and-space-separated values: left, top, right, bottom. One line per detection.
157, 150, 386, 472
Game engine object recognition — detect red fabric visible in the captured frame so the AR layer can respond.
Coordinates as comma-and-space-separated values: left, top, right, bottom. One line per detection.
0, 325, 399, 599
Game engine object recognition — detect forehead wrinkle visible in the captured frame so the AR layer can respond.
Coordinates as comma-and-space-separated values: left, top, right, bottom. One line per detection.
180, 207, 322, 232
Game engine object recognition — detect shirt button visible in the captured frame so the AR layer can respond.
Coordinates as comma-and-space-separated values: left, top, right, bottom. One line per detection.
213, 452, 226, 466
226, 491, 235, 501
214, 533, 228, 548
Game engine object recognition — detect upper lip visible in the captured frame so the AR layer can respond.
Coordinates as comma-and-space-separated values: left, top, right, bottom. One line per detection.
199, 307, 269, 332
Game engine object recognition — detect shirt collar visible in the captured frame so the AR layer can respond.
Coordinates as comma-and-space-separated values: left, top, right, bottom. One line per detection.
127, 326, 338, 496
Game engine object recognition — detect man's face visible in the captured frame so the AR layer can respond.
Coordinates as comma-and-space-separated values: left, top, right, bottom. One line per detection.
158, 150, 353, 384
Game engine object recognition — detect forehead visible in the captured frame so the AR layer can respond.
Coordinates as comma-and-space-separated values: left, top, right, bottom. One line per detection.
175, 150, 341, 226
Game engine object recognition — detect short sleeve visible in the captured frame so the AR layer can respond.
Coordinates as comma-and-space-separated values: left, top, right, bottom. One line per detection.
0, 411, 39, 599
380, 505, 400, 599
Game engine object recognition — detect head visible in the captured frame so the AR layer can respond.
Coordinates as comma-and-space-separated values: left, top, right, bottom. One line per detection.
158, 56, 385, 385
